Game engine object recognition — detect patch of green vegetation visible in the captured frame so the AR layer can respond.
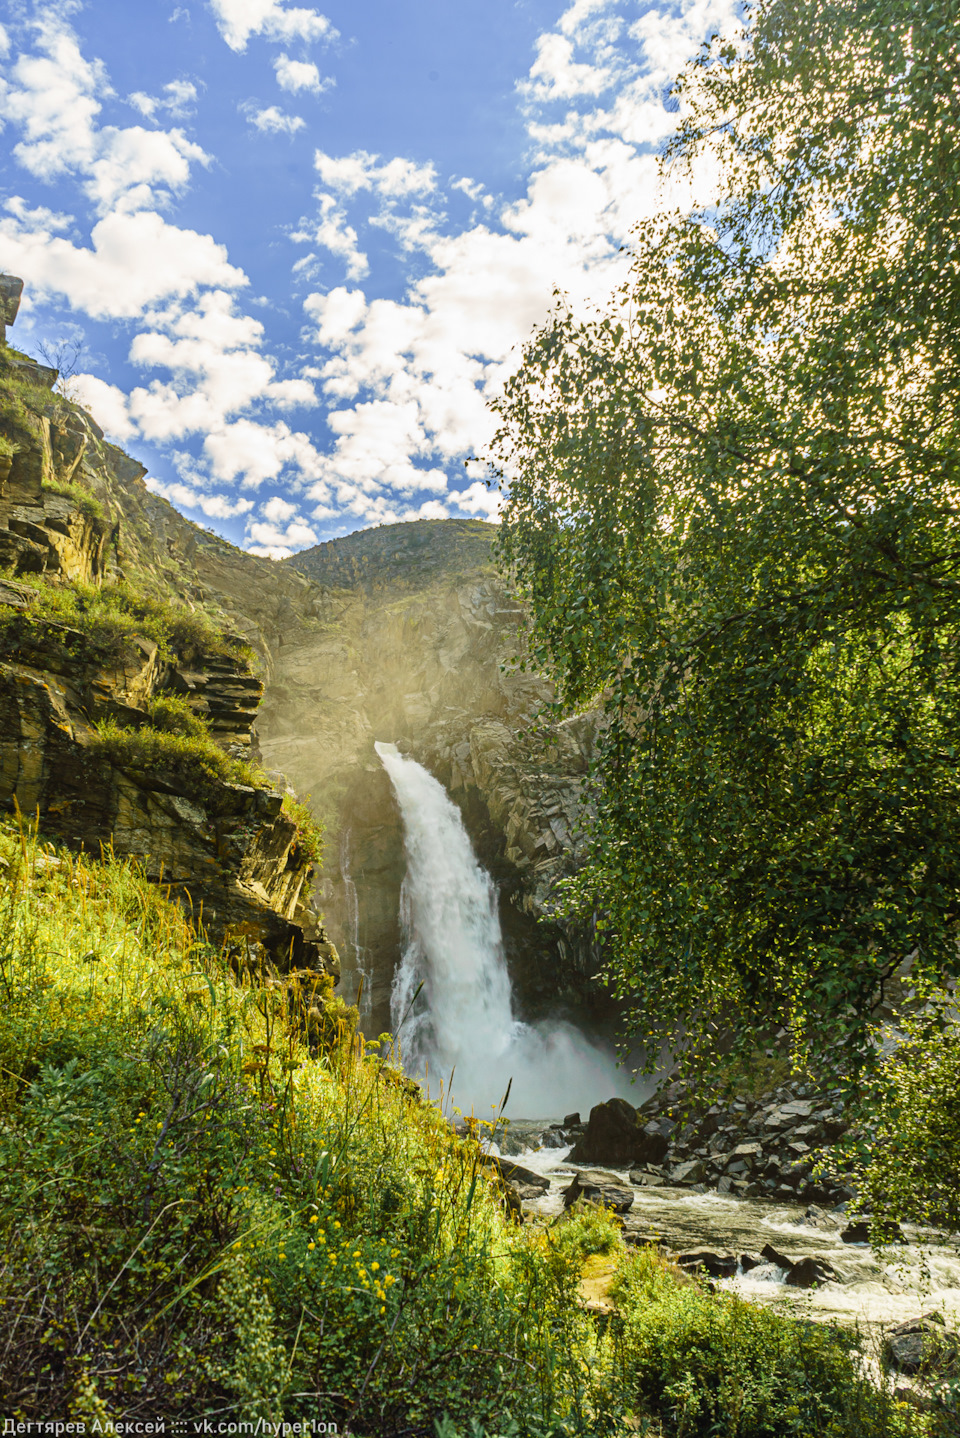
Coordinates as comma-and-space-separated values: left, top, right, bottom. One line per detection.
90, 716, 267, 810
0, 577, 255, 667
41, 477, 107, 521
281, 791, 324, 864
0, 433, 18, 459
0, 818, 930, 1432
142, 692, 209, 739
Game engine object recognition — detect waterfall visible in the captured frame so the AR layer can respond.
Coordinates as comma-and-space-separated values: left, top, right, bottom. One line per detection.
376, 741, 625, 1116
338, 826, 371, 1024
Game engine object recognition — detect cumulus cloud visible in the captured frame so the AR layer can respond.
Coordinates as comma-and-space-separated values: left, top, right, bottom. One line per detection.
245, 105, 306, 134
293, 0, 737, 534
314, 149, 437, 198
208, 0, 338, 52
274, 53, 332, 94
0, 21, 211, 219
129, 79, 199, 120
245, 510, 318, 558
70, 374, 137, 441
295, 194, 369, 279
0, 203, 246, 318
146, 476, 256, 518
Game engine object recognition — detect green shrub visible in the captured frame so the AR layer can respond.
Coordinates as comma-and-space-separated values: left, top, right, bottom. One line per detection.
143, 693, 208, 739
551, 1201, 621, 1259
0, 434, 18, 459
281, 791, 324, 864
0, 577, 255, 667
41, 477, 106, 521
90, 716, 268, 809
603, 1248, 917, 1437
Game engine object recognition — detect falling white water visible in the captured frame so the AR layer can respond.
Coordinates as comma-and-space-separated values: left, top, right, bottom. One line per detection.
376, 741, 627, 1116
338, 827, 372, 1024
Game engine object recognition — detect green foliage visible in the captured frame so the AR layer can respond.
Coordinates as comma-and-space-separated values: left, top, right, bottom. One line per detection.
854, 1012, 960, 1238
41, 476, 107, 520
551, 1201, 621, 1259
0, 361, 53, 445
281, 791, 324, 864
0, 576, 256, 666
604, 1249, 916, 1437
90, 715, 267, 809
0, 433, 18, 459
142, 692, 209, 739
493, 0, 960, 1091
0, 819, 916, 1433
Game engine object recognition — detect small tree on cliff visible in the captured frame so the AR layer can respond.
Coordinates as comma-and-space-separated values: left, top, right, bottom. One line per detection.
492, 0, 960, 1087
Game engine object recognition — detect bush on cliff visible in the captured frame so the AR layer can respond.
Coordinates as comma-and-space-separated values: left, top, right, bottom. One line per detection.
41, 475, 107, 520
89, 714, 268, 810
0, 576, 256, 666
0, 817, 926, 1435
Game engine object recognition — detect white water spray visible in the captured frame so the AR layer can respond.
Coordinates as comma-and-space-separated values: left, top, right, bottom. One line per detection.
376, 741, 627, 1115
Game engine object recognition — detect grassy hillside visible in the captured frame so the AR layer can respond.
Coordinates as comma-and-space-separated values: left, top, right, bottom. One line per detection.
0, 818, 929, 1434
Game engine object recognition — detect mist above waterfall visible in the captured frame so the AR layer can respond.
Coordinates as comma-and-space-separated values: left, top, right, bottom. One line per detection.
376, 742, 627, 1116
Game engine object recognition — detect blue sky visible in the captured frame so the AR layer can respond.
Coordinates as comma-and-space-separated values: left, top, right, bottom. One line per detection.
0, 0, 735, 555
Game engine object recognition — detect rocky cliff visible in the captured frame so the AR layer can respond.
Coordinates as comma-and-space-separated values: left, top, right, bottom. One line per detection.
0, 275, 604, 1040
0, 293, 334, 979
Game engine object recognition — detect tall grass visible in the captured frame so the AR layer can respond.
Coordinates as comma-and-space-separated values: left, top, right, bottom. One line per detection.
0, 577, 256, 666
0, 818, 930, 1434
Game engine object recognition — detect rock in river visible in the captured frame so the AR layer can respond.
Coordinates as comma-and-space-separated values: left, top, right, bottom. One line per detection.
567, 1097, 668, 1167
562, 1169, 634, 1214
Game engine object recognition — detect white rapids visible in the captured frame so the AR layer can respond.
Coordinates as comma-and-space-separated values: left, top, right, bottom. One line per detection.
376, 741, 627, 1116
517, 1145, 960, 1336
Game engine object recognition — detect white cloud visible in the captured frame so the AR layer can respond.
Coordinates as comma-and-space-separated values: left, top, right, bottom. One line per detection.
314, 149, 437, 199
262, 494, 297, 522
274, 53, 331, 94
146, 476, 256, 518
0, 21, 210, 217
522, 32, 612, 101
208, 0, 338, 52
0, 204, 246, 319
293, 0, 737, 537
0, 24, 10, 58
454, 480, 501, 520
245, 105, 306, 134
308, 194, 368, 279
129, 79, 199, 121
71, 374, 136, 441
246, 514, 318, 556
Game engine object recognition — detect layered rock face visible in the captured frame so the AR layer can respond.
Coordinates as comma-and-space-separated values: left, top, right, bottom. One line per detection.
259, 520, 606, 1035
0, 575, 331, 974
0, 287, 334, 976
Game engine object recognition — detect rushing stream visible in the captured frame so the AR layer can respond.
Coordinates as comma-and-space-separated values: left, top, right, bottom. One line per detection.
513, 1141, 960, 1335
375, 742, 625, 1115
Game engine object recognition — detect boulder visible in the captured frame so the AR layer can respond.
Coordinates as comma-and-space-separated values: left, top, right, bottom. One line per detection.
784, 1256, 836, 1288
760, 1243, 795, 1272
493, 1159, 550, 1194
740, 1252, 764, 1273
629, 1168, 666, 1187
885, 1316, 956, 1376
567, 1097, 655, 1167
671, 1159, 707, 1185
563, 1112, 581, 1127
562, 1169, 634, 1214
799, 1204, 840, 1232
677, 1251, 738, 1279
